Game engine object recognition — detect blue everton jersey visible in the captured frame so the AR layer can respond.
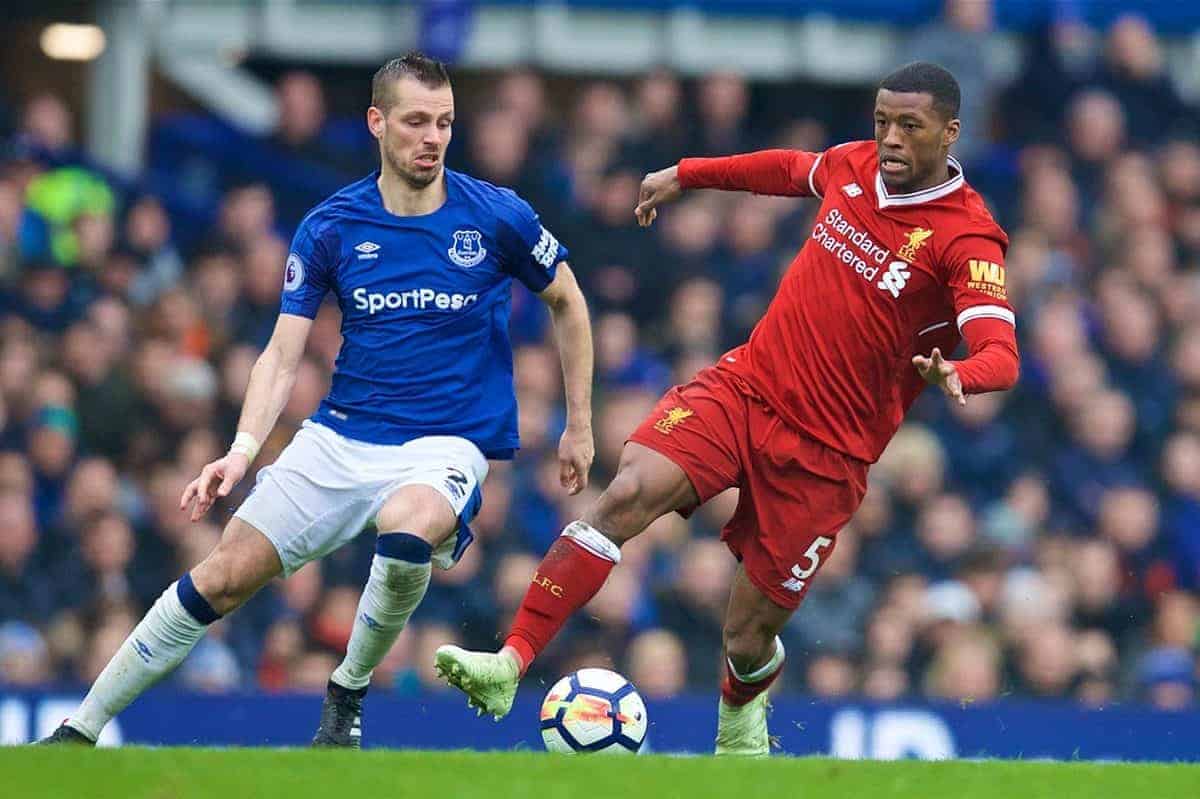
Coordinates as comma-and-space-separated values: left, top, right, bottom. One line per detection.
280, 169, 567, 459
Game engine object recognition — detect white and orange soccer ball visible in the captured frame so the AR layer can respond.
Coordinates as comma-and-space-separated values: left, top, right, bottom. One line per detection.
539, 668, 648, 754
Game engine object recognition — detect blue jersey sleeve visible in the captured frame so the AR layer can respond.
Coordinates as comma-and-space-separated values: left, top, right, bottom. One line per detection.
496, 194, 568, 293
280, 219, 336, 318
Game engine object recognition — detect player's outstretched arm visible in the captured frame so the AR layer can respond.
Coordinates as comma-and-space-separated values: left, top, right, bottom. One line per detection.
180, 313, 313, 520
913, 317, 1019, 406
539, 263, 594, 495
636, 150, 821, 226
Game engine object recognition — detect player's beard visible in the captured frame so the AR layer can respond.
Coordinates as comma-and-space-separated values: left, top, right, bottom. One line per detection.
382, 144, 441, 190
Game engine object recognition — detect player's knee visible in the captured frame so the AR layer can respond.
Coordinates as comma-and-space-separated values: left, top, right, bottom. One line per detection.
190, 548, 259, 615
723, 620, 776, 675
376, 485, 456, 545
588, 470, 650, 545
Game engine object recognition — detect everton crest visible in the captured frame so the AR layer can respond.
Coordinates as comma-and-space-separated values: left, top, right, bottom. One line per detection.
448, 229, 487, 268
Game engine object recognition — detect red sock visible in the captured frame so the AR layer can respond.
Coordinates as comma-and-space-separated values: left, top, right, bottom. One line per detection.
505, 536, 616, 673
721, 653, 784, 706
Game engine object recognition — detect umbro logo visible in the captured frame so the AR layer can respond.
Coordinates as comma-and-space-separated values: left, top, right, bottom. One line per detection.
355, 241, 380, 259
842, 182, 863, 197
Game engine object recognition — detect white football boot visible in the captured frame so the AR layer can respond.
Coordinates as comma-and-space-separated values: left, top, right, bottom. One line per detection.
714, 692, 772, 757
434, 645, 521, 720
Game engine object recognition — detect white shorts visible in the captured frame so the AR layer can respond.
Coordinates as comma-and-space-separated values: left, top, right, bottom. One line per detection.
234, 420, 488, 576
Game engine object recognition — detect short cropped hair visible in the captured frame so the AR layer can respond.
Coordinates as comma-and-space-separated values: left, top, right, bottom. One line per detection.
878, 62, 961, 120
371, 51, 451, 111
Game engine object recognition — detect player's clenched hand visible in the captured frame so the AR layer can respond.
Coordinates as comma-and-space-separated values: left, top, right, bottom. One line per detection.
635, 165, 683, 227
558, 425, 594, 495
180, 452, 251, 522
913, 347, 966, 406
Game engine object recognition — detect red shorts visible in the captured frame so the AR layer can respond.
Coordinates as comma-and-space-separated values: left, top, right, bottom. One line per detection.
628, 365, 869, 609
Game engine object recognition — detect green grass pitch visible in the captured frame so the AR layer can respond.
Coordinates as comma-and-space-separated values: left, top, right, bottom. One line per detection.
3, 748, 1195, 799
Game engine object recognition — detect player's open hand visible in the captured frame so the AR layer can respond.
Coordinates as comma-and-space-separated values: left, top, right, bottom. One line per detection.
913, 347, 966, 406
180, 452, 250, 522
558, 424, 594, 495
635, 165, 683, 227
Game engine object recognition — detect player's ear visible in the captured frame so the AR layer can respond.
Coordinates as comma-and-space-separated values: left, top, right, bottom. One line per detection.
367, 106, 386, 140
943, 118, 960, 149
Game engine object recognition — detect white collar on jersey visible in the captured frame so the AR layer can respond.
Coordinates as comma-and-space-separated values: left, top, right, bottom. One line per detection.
875, 155, 964, 209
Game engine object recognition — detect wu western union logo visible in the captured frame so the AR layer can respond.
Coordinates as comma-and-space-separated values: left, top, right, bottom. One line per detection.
654, 407, 693, 434
968, 259, 1005, 286
967, 259, 1007, 300
897, 227, 933, 262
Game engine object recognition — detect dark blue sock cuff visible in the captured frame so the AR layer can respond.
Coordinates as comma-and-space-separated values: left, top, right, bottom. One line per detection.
376, 532, 433, 564
177, 572, 222, 625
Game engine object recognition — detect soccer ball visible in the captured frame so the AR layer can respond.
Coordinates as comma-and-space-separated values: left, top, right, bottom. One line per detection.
539, 668, 648, 754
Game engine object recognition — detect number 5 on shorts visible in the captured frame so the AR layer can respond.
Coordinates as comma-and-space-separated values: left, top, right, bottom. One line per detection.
790, 535, 834, 581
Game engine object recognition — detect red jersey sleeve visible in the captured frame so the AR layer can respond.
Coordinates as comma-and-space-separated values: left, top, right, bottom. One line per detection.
955, 317, 1019, 394
942, 233, 1015, 332
678, 146, 837, 198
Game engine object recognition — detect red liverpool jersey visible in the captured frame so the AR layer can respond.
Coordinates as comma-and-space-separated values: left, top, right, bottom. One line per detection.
680, 140, 1014, 463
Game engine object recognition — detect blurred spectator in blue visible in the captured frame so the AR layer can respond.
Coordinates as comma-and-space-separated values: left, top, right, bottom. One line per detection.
563, 82, 628, 209
1094, 273, 1176, 455
1096, 14, 1199, 148
935, 391, 1020, 505
122, 195, 184, 307
979, 472, 1047, 556
0, 490, 54, 624
1050, 388, 1140, 527
1000, 8, 1099, 147
15, 93, 74, 161
1070, 538, 1142, 647
271, 71, 366, 179
43, 456, 122, 562
625, 628, 688, 699
1163, 433, 1200, 590
0, 620, 50, 686
594, 311, 669, 392
914, 495, 977, 583
902, 0, 1004, 165
712, 196, 784, 347
1137, 646, 1196, 711
1097, 486, 1171, 602
690, 72, 751, 156
622, 69, 688, 174
27, 397, 79, 529
652, 537, 731, 690
232, 234, 286, 347
3, 260, 88, 333
566, 164, 666, 323
1063, 89, 1125, 215
211, 181, 276, 254
179, 634, 244, 693
53, 509, 159, 614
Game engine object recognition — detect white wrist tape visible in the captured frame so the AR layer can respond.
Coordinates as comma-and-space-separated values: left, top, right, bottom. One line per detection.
229, 431, 261, 462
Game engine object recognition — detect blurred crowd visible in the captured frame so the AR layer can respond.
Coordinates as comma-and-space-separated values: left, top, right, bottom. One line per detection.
2, 6, 1199, 712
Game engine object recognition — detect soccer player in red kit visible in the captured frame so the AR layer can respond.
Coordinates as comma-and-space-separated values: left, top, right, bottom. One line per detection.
437, 62, 1019, 755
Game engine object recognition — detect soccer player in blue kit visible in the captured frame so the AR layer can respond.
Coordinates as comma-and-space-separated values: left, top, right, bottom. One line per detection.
39, 53, 594, 747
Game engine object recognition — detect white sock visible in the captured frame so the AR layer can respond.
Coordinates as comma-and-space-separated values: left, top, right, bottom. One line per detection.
563, 520, 622, 563
68, 581, 211, 740
331, 553, 431, 690
729, 636, 786, 683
